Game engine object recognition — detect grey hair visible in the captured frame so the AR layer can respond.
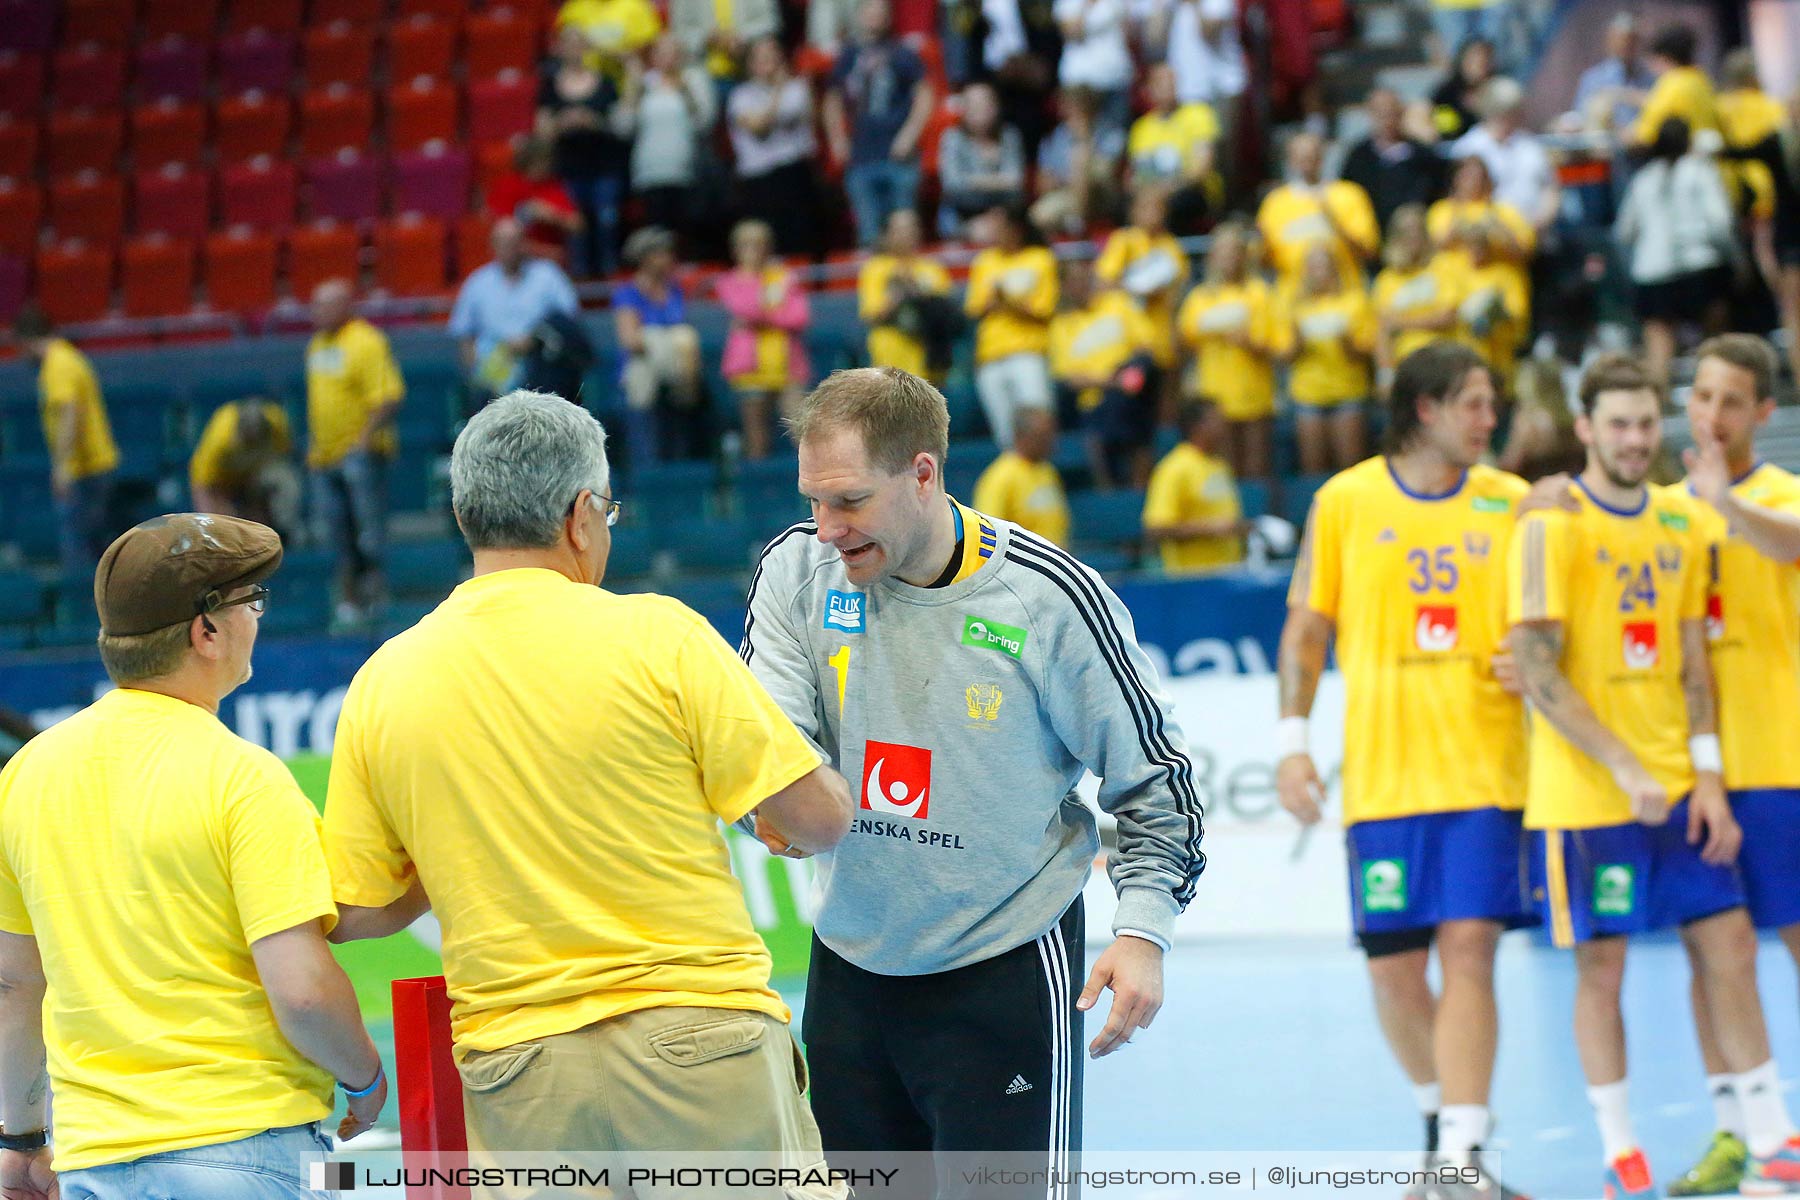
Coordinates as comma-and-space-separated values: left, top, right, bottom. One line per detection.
451, 390, 611, 550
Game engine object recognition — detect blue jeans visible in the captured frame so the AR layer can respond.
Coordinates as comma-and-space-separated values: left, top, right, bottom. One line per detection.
55, 471, 114, 579
59, 1123, 337, 1200
566, 172, 624, 279
311, 452, 387, 590
845, 159, 921, 248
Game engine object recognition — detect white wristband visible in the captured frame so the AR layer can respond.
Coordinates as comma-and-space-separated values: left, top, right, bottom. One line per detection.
1276, 716, 1310, 760
1689, 734, 1723, 775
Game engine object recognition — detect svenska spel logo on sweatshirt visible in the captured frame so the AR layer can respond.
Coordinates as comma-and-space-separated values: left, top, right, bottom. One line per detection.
861, 740, 932, 819
824, 590, 866, 633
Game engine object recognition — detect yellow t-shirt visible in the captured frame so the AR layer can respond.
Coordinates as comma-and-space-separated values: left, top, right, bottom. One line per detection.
705, 0, 736, 77
1254, 181, 1379, 294
1453, 260, 1529, 386
973, 451, 1070, 547
1718, 88, 1785, 220
557, 0, 662, 58
1175, 277, 1280, 420
1690, 465, 1800, 790
0, 689, 336, 1171
1095, 227, 1188, 368
1636, 64, 1719, 146
1143, 441, 1243, 574
731, 266, 799, 391
965, 246, 1058, 364
1426, 197, 1535, 280
1047, 291, 1154, 411
38, 338, 118, 480
1286, 288, 1376, 407
323, 568, 821, 1057
1126, 104, 1220, 184
1292, 457, 1529, 824
306, 318, 403, 469
1508, 483, 1711, 830
190, 400, 294, 492
1372, 262, 1465, 365
859, 254, 953, 379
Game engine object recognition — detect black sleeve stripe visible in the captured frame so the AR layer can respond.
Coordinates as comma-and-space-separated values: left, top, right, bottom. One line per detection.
1005, 534, 1207, 905
739, 521, 819, 666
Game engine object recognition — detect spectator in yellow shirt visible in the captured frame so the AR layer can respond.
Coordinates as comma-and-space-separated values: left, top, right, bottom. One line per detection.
1095, 185, 1189, 412
306, 280, 404, 625
972, 407, 1070, 546
964, 203, 1059, 448
189, 398, 300, 543
1451, 230, 1529, 392
1176, 221, 1280, 485
15, 307, 118, 577
1373, 204, 1463, 382
858, 209, 954, 381
1050, 257, 1157, 489
1142, 400, 1248, 574
1254, 131, 1380, 296
1427, 153, 1534, 298
557, 0, 662, 71
1284, 244, 1377, 473
1633, 23, 1717, 148
1126, 64, 1222, 234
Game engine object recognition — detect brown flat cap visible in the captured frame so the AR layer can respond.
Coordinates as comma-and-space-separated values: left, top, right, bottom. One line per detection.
95, 514, 283, 637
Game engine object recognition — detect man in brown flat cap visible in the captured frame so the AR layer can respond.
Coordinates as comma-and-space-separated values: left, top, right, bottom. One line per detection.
0, 513, 386, 1200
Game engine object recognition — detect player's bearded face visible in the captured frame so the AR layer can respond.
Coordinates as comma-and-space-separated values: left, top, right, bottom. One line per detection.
1582, 389, 1661, 488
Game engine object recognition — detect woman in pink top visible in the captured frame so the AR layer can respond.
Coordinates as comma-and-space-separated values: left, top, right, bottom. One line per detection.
716, 218, 811, 460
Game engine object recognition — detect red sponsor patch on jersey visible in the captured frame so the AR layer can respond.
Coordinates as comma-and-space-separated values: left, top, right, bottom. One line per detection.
1414, 605, 1458, 651
1622, 621, 1659, 669
1705, 594, 1724, 642
861, 740, 932, 819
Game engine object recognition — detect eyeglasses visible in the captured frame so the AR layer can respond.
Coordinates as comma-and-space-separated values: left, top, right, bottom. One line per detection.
566, 492, 622, 528
202, 584, 270, 616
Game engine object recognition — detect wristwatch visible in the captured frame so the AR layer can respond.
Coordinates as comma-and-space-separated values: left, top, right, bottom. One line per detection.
0, 1129, 48, 1151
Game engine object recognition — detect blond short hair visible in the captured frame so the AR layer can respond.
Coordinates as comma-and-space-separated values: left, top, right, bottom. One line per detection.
1697, 333, 1778, 401
787, 367, 951, 474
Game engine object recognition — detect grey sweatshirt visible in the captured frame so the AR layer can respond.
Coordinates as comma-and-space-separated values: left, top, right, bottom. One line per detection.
741, 501, 1206, 975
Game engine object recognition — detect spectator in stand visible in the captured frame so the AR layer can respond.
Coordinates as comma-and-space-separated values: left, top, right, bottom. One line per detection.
823, 0, 934, 249
973, 406, 1070, 545
1450, 222, 1529, 392
449, 219, 582, 398
189, 398, 301, 543
538, 27, 632, 278
667, 0, 780, 93
717, 219, 811, 461
1615, 118, 1736, 385
1052, 0, 1132, 136
1126, 63, 1222, 235
1427, 152, 1534, 293
1453, 77, 1560, 233
1426, 36, 1496, 143
306, 280, 403, 626
1717, 54, 1800, 381
1032, 85, 1126, 235
965, 202, 1059, 448
1176, 220, 1278, 484
556, 0, 662, 72
728, 36, 821, 257
489, 136, 586, 267
621, 35, 717, 247
1096, 185, 1189, 417
937, 82, 1026, 239
1142, 0, 1247, 179
1573, 12, 1652, 138
980, 0, 1064, 162
1050, 256, 1157, 489
1633, 23, 1718, 149
1255, 131, 1380, 296
14, 309, 117, 579
1428, 0, 1509, 66
806, 0, 860, 56
858, 209, 955, 382
1283, 244, 1376, 473
1372, 204, 1462, 383
1142, 399, 1247, 574
1341, 88, 1447, 233
1495, 356, 1584, 481
614, 227, 706, 465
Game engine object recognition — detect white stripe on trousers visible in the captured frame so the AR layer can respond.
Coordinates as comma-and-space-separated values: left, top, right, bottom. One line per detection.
1036, 924, 1073, 1200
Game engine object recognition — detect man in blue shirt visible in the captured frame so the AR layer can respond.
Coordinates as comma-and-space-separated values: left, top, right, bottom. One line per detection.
448, 218, 582, 398
823, 0, 935, 248
1573, 13, 1652, 135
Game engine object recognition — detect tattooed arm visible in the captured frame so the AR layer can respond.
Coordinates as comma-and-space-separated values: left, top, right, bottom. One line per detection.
0, 930, 50, 1134
1680, 617, 1739, 863
1274, 607, 1334, 825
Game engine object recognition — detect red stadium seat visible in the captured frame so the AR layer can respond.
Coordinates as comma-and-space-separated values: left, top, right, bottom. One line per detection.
218, 157, 297, 230
0, 52, 45, 119
216, 29, 295, 94
120, 234, 196, 317
46, 109, 122, 175
374, 214, 447, 295
224, 0, 301, 36
386, 75, 459, 153
203, 226, 277, 311
391, 145, 469, 218
286, 220, 360, 299
304, 151, 380, 224
35, 240, 115, 324
453, 210, 491, 274
60, 0, 136, 50
130, 100, 206, 170
133, 164, 210, 238
386, 16, 456, 87
214, 91, 291, 163
310, 0, 384, 25
299, 85, 374, 159
0, 115, 37, 179
0, 177, 42, 256
464, 10, 537, 80
52, 45, 126, 110
132, 37, 208, 104
473, 139, 512, 195
0, 2, 56, 55
467, 73, 535, 147
302, 22, 375, 90
142, 0, 222, 42
396, 0, 464, 19
0, 253, 27, 322
48, 171, 124, 243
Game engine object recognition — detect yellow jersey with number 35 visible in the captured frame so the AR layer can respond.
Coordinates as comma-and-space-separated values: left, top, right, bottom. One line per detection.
1508, 483, 1712, 830
1290, 457, 1529, 824
1689, 465, 1800, 790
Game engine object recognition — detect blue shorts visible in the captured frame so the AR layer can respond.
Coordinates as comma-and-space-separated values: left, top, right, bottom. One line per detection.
1733, 789, 1800, 930
1529, 799, 1747, 947
1346, 807, 1535, 953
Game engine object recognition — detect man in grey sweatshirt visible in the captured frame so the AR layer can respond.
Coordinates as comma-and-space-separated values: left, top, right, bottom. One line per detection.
741, 366, 1205, 1192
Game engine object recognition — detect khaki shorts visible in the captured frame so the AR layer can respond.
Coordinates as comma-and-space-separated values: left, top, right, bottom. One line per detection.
457, 1006, 843, 1200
